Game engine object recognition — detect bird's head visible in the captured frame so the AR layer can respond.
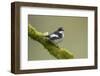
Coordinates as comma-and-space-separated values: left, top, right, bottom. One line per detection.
57, 27, 64, 31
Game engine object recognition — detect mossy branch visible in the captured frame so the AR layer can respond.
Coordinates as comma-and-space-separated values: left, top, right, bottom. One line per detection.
28, 24, 74, 59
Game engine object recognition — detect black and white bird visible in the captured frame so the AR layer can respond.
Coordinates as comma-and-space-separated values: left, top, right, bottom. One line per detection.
45, 27, 64, 44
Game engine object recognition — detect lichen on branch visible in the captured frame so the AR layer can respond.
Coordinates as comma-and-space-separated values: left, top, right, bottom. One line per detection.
28, 24, 74, 59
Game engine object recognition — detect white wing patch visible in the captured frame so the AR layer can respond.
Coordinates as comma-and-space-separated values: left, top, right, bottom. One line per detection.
50, 34, 58, 38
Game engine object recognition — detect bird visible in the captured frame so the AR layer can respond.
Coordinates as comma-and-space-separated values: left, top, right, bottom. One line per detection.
45, 27, 64, 44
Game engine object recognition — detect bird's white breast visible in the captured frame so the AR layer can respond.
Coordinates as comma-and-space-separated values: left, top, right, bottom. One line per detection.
59, 31, 64, 37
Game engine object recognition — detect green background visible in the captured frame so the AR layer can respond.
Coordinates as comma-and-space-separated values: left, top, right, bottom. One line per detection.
28, 15, 88, 60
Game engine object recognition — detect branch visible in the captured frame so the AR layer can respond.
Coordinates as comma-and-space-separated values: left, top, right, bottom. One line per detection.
28, 24, 74, 59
